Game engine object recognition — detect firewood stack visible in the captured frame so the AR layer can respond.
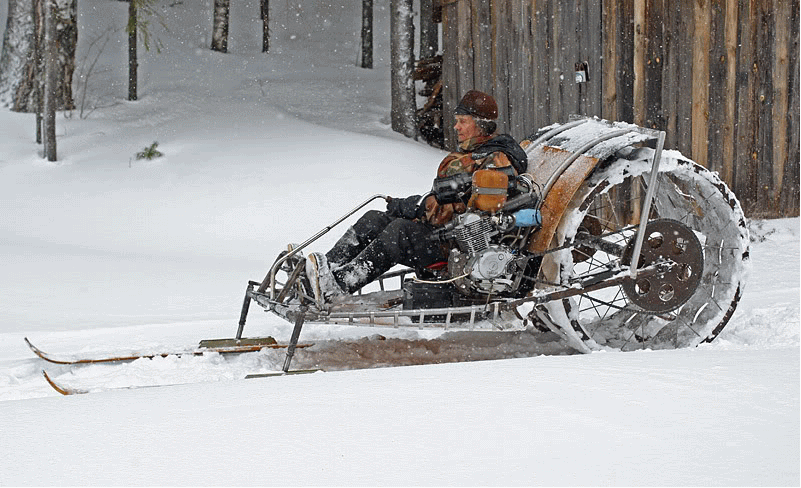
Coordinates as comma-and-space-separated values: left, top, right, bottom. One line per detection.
414, 55, 443, 148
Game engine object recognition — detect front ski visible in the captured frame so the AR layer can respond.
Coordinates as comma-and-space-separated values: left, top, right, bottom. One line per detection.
41, 370, 204, 395
42, 369, 323, 395
25, 336, 312, 366
42, 370, 89, 395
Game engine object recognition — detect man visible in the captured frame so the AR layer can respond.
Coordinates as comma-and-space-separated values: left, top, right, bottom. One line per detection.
304, 90, 527, 305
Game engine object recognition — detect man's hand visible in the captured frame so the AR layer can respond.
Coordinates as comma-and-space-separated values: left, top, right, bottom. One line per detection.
386, 194, 423, 220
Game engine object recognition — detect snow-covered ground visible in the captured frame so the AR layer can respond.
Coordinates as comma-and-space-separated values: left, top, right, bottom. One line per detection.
1, 0, 798, 485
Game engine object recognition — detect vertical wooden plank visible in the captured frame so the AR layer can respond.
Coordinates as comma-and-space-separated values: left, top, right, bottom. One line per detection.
519, 0, 537, 136
586, 0, 604, 117
643, 0, 664, 130
661, 0, 678, 147
549, 0, 563, 123
618, 0, 635, 123
603, 0, 619, 119
530, 0, 551, 133
780, 1, 799, 215
720, 0, 739, 185
707, 0, 726, 175
691, 0, 711, 168
675, 1, 694, 156
456, 0, 474, 95
473, 0, 492, 92
575, 0, 601, 118
563, 1, 579, 117
754, 1, 774, 215
632, 0, 646, 125
441, 1, 460, 149
733, 0, 758, 214
499, 0, 514, 134
557, 0, 575, 123
509, 0, 527, 138
771, 0, 790, 207
491, 0, 511, 133
576, 0, 588, 116
569, 1, 580, 118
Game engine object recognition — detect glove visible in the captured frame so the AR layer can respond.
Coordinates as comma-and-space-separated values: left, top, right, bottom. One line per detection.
386, 194, 423, 220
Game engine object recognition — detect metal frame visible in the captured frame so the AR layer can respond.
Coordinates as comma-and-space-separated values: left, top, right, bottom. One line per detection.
258, 194, 388, 298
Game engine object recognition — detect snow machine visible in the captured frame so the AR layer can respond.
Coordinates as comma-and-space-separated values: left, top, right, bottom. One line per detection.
238, 116, 750, 365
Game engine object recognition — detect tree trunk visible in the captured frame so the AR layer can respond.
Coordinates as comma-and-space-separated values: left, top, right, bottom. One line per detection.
42, 0, 57, 161
361, 0, 373, 69
261, 0, 269, 53
419, 0, 438, 59
0, 0, 76, 112
128, 0, 138, 101
390, 0, 416, 138
33, 0, 43, 143
211, 0, 230, 53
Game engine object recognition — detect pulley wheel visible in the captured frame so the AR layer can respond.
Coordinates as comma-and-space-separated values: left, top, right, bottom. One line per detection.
621, 219, 704, 313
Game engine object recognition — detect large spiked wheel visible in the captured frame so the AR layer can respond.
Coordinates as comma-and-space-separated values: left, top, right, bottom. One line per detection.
539, 149, 750, 351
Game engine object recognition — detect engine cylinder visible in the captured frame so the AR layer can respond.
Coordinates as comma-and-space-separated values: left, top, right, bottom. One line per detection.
452, 213, 495, 253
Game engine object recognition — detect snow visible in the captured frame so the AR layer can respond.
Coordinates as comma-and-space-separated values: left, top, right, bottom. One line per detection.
0, 0, 798, 485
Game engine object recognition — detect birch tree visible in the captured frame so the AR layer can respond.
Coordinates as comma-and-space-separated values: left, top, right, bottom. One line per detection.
211, 0, 230, 53
0, 0, 76, 112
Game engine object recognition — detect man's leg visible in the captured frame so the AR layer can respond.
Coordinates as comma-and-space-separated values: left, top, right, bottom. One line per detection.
332, 218, 446, 293
326, 210, 394, 267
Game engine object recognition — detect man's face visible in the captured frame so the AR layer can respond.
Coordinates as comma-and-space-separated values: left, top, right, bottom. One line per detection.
454, 114, 482, 143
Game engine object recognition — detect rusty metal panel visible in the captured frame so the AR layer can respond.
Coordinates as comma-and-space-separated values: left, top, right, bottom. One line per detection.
525, 146, 600, 254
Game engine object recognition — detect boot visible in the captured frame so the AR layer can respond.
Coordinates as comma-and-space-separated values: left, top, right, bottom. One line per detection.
305, 252, 345, 305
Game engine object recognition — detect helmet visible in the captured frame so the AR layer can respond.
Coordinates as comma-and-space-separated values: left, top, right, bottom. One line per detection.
454, 90, 498, 120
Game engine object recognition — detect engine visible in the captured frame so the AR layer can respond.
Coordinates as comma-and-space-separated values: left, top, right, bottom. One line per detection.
423, 172, 543, 297
444, 211, 540, 296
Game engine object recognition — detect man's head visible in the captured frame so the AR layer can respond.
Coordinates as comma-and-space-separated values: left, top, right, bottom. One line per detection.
453, 90, 498, 142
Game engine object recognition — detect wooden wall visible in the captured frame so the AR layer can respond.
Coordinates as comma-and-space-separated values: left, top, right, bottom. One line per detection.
439, 0, 799, 217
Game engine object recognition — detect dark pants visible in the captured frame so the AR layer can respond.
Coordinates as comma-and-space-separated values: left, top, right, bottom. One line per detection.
326, 210, 447, 293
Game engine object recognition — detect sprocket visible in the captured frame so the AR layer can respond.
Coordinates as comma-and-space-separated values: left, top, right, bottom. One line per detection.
620, 219, 704, 313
